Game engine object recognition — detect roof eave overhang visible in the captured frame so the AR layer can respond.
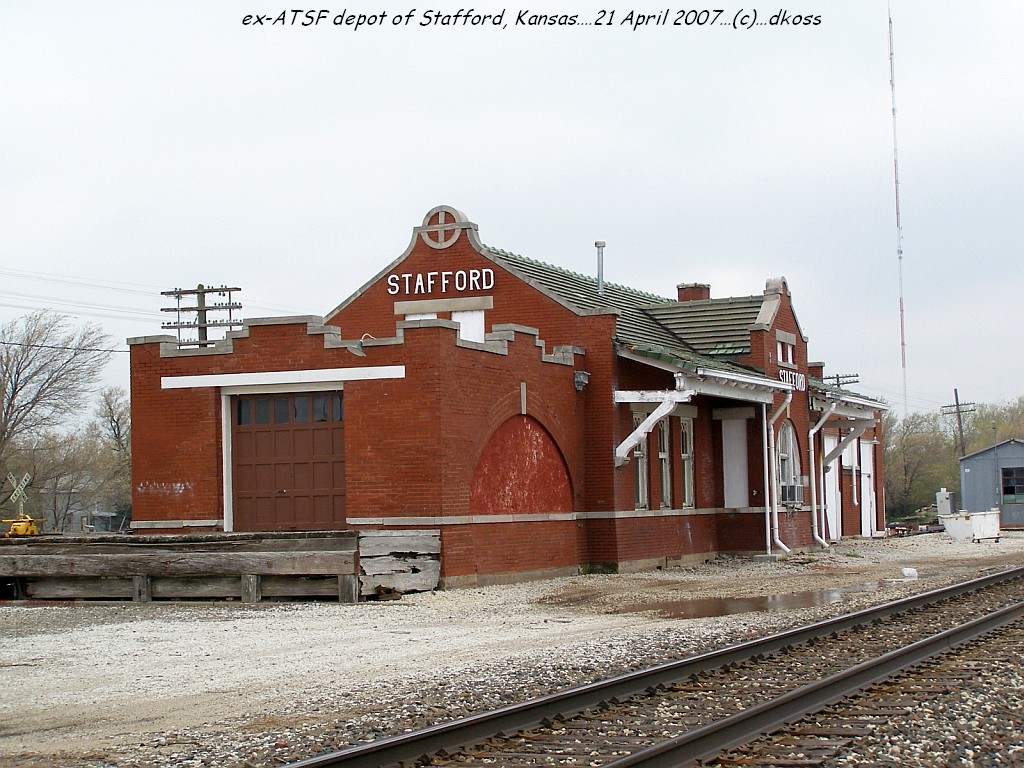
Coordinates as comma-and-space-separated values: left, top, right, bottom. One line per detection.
809, 390, 888, 419
683, 367, 790, 405
617, 345, 789, 405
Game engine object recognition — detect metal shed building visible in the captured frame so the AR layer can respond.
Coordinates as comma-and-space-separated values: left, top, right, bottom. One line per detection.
959, 439, 1024, 528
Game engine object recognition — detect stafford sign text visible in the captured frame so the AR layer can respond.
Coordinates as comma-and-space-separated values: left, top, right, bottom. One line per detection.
386, 268, 495, 296
779, 369, 807, 391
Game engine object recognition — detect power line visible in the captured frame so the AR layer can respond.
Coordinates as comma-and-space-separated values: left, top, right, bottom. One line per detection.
823, 373, 860, 387
941, 388, 977, 457
0, 339, 128, 354
0, 290, 164, 319
0, 301, 159, 323
0, 265, 311, 315
0, 267, 158, 296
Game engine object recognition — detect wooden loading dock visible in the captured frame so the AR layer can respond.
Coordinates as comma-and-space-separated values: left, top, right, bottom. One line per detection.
0, 530, 440, 602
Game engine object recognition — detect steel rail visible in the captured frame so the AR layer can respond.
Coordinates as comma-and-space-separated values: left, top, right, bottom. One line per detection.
283, 565, 1024, 768
602, 598, 1024, 767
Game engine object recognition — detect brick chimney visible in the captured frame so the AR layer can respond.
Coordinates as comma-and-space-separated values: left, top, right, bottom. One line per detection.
677, 283, 710, 302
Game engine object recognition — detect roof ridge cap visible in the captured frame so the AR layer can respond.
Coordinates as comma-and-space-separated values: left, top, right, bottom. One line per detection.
647, 294, 765, 308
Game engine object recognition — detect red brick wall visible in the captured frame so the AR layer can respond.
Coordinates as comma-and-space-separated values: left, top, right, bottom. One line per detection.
587, 514, 719, 567
331, 233, 623, 521
130, 228, 883, 580
841, 469, 861, 535
715, 511, 766, 552
131, 343, 224, 523
441, 520, 580, 579
470, 415, 573, 516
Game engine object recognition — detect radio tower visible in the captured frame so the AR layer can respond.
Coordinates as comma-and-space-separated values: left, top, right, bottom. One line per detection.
889, 2, 909, 418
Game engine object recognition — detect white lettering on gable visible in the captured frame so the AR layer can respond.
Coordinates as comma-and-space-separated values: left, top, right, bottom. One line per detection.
779, 369, 807, 391
386, 268, 495, 296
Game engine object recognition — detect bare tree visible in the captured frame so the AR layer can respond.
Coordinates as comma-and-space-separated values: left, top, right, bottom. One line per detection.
92, 386, 132, 529
0, 311, 113, 479
95, 386, 131, 459
5, 390, 132, 532
17, 430, 99, 532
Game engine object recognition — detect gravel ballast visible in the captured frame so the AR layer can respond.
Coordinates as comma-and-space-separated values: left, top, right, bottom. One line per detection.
2, 533, 1023, 768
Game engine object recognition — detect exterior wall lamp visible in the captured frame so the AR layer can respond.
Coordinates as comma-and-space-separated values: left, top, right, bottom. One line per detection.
574, 370, 590, 391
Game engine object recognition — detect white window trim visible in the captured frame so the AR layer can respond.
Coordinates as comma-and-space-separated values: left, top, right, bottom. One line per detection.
778, 419, 803, 505
633, 413, 649, 510
658, 420, 672, 509
680, 417, 695, 508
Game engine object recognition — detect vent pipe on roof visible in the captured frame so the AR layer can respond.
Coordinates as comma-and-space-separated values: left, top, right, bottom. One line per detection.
595, 241, 606, 296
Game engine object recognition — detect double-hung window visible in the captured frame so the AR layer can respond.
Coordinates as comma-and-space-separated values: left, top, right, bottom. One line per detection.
633, 413, 649, 510
679, 418, 695, 508
658, 420, 672, 508
778, 420, 803, 505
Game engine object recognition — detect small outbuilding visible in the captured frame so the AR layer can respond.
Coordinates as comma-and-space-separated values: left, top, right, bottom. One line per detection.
959, 439, 1024, 529
128, 206, 887, 586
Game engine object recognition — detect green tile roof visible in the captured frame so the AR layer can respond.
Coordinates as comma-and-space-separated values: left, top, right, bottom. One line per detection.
645, 296, 764, 357
488, 247, 679, 348
486, 247, 760, 376
485, 246, 880, 407
487, 247, 669, 311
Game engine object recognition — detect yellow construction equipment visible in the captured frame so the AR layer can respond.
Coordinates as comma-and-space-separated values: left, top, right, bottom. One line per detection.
3, 512, 43, 537
3, 472, 40, 536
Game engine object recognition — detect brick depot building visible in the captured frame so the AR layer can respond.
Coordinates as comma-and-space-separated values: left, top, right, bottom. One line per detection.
129, 206, 886, 587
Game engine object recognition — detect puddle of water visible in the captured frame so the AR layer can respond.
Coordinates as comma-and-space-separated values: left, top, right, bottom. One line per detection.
617, 582, 882, 619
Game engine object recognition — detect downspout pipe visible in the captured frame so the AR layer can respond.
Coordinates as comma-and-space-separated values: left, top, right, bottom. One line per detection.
761, 403, 772, 555
808, 402, 837, 549
767, 392, 793, 555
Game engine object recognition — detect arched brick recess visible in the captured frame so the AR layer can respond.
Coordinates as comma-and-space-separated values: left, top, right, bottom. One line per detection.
465, 389, 579, 500
470, 415, 573, 516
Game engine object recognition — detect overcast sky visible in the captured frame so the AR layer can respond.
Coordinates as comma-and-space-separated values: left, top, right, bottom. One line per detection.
2, 1, 1021, 416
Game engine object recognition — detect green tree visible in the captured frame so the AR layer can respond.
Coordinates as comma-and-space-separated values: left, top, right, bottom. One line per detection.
882, 410, 958, 520
883, 396, 1024, 522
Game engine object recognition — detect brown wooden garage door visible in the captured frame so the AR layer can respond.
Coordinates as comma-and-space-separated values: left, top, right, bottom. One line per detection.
231, 392, 345, 531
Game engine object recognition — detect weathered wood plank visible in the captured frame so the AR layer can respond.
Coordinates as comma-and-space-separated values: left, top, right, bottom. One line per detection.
0, 531, 358, 546
0, 551, 356, 577
25, 578, 133, 599
260, 576, 342, 597
133, 575, 152, 602
358, 531, 440, 557
150, 577, 241, 599
0, 536, 357, 555
360, 555, 441, 577
241, 574, 261, 603
338, 574, 360, 603
360, 562, 441, 595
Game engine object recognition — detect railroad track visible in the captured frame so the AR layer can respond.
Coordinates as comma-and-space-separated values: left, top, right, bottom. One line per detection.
708, 617, 1024, 766
285, 566, 1024, 768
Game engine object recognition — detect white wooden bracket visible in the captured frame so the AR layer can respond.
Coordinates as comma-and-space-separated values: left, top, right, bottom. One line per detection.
822, 418, 876, 466
613, 390, 695, 466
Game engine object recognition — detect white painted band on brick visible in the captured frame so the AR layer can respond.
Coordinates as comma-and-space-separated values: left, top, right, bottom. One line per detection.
347, 507, 753, 526
580, 507, 730, 519
130, 519, 222, 529
348, 513, 576, 526
161, 366, 406, 390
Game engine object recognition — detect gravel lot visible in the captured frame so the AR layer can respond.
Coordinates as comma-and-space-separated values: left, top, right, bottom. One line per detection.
2, 532, 1023, 768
